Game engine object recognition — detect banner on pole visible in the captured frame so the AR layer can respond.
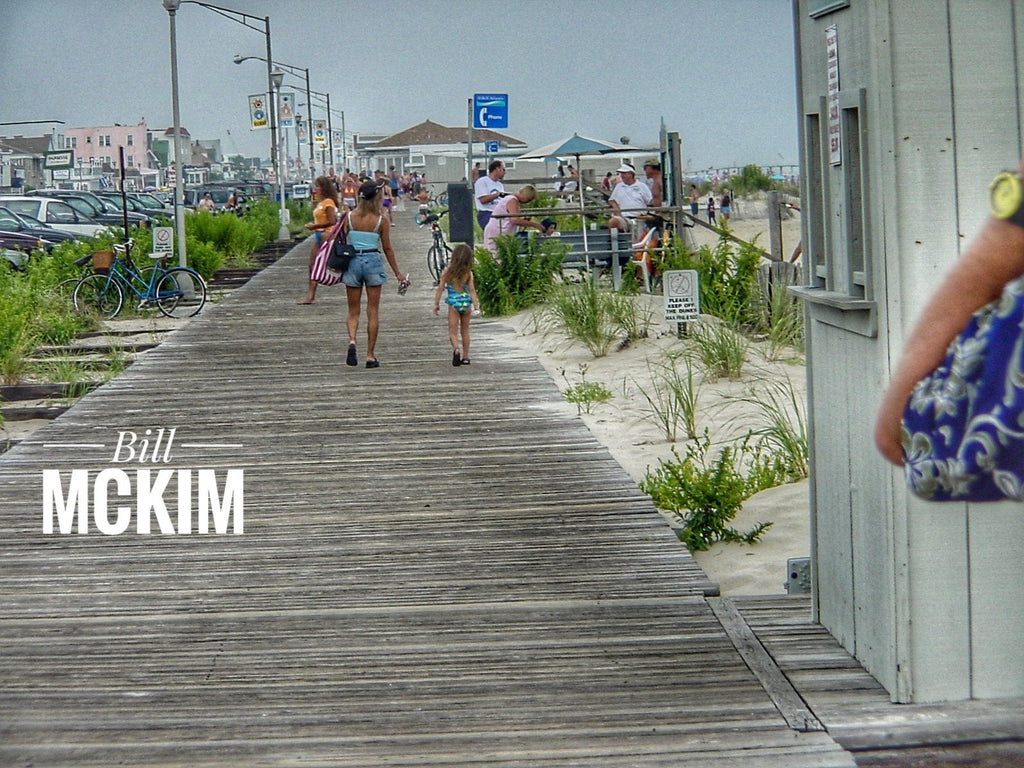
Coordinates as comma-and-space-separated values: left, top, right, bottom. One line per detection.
248, 95, 268, 130
313, 120, 326, 146
279, 92, 295, 129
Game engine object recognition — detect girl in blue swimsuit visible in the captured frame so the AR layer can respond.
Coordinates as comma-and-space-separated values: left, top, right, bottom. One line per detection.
432, 244, 480, 366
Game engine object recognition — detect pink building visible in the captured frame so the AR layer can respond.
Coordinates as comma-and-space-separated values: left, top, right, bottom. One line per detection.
62, 119, 160, 189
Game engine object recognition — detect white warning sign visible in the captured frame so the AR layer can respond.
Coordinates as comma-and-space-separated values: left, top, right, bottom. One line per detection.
663, 269, 700, 323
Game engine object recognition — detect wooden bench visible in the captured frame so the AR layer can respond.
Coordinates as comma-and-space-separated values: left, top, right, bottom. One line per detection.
550, 228, 637, 288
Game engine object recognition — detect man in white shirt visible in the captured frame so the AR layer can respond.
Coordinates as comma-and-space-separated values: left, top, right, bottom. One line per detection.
474, 160, 506, 229
608, 163, 653, 232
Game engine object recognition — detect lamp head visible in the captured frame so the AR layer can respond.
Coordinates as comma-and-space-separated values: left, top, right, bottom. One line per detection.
232, 54, 244, 64
162, 0, 181, 10
270, 70, 284, 88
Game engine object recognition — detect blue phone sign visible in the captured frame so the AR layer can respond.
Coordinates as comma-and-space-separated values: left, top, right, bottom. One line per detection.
473, 94, 508, 129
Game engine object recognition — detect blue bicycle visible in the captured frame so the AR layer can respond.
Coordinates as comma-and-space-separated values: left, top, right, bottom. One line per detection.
73, 240, 207, 320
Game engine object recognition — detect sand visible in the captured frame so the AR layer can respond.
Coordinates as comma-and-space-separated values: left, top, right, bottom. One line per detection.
498, 198, 809, 595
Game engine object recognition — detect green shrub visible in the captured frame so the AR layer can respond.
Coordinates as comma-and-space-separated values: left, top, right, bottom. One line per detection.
183, 239, 225, 281
560, 364, 613, 414
473, 235, 566, 317
729, 164, 774, 195
640, 433, 774, 551
658, 235, 762, 326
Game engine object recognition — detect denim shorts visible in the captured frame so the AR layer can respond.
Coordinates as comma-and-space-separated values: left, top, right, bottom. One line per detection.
343, 251, 387, 288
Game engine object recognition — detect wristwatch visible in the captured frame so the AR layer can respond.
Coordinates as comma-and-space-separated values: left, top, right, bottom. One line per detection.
989, 171, 1024, 227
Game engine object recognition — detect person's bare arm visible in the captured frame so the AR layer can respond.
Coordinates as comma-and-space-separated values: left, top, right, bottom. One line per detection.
875, 183, 1024, 464
377, 218, 406, 283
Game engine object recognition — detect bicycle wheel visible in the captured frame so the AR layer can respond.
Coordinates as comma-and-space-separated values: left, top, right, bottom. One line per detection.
155, 268, 207, 318
427, 243, 450, 284
73, 273, 124, 320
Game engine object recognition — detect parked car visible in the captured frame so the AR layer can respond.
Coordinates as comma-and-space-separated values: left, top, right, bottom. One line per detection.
96, 191, 166, 222
130, 191, 173, 212
0, 229, 48, 268
0, 196, 108, 238
28, 189, 150, 227
0, 206, 79, 245
186, 185, 248, 211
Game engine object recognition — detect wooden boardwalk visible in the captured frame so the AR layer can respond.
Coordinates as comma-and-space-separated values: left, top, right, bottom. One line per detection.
0, 207, 1020, 766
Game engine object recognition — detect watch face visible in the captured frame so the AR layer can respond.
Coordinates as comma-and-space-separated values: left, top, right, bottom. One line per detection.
990, 172, 1024, 219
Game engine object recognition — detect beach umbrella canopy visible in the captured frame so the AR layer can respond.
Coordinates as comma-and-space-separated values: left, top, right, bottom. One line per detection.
518, 133, 634, 160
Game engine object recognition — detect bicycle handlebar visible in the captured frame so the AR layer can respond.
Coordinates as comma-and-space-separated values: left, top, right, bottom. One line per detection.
415, 209, 448, 226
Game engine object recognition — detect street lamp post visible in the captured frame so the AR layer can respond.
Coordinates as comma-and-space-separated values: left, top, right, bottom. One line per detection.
161, 0, 188, 267
270, 69, 289, 241
161, 1, 285, 256
234, 55, 313, 181
301, 89, 335, 174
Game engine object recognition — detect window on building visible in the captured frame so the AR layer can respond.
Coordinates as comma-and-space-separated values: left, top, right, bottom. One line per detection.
127, 155, 135, 167
127, 134, 134, 146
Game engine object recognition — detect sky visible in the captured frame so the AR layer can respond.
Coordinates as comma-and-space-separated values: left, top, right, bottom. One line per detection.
0, 0, 799, 171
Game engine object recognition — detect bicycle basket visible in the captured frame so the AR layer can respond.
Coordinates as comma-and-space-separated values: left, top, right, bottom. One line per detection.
91, 250, 114, 273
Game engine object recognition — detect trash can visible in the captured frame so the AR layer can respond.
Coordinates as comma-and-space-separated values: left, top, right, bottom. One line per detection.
446, 183, 474, 247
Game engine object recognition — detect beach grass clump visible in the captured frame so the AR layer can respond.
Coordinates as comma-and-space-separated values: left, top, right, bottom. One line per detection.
635, 349, 703, 442
540, 280, 623, 357
690, 320, 749, 380
726, 377, 808, 482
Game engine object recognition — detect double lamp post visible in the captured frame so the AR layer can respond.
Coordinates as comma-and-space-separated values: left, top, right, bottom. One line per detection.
161, 0, 294, 247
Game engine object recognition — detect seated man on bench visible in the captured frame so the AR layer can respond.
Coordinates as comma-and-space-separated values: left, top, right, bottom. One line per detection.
607, 163, 653, 236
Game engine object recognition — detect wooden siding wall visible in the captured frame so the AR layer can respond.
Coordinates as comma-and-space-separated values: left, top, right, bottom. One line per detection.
796, 0, 1024, 703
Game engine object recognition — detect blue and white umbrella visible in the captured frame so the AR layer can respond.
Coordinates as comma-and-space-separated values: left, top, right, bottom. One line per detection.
519, 134, 635, 260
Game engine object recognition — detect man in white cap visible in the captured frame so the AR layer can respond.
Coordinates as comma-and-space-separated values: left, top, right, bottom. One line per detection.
608, 163, 652, 233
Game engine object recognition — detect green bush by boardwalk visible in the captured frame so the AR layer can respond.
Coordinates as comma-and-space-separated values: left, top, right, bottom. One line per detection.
0, 200, 308, 386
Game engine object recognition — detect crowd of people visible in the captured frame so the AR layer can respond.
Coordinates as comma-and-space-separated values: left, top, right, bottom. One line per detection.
299, 156, 739, 367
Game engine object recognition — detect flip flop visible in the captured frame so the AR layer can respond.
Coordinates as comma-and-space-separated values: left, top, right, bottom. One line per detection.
365, 359, 380, 368
346, 344, 358, 367
452, 350, 461, 367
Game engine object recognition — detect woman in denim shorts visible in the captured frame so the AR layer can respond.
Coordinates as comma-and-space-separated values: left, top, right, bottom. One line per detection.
342, 181, 409, 368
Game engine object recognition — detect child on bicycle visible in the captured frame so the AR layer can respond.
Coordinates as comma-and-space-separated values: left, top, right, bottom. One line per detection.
432, 243, 479, 366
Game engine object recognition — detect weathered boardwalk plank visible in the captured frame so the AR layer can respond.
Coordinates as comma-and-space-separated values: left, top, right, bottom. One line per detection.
0, 213, 857, 766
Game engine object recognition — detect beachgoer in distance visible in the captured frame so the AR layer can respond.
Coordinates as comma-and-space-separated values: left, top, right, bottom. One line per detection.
720, 189, 732, 224
375, 169, 394, 225
433, 243, 480, 367
875, 158, 1024, 465
689, 184, 700, 218
197, 192, 216, 212
482, 184, 546, 254
388, 165, 401, 207
342, 181, 408, 368
608, 163, 653, 233
474, 160, 506, 230
341, 173, 359, 211
707, 194, 716, 225
298, 175, 340, 305
643, 159, 663, 208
